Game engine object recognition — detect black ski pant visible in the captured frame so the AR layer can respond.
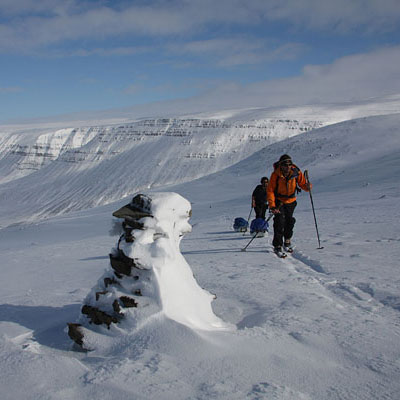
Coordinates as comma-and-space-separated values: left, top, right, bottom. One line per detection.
272, 201, 297, 248
254, 204, 268, 220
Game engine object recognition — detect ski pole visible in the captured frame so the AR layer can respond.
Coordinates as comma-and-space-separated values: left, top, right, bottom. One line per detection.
241, 232, 258, 251
243, 206, 253, 235
241, 211, 274, 251
304, 170, 324, 249
266, 212, 274, 223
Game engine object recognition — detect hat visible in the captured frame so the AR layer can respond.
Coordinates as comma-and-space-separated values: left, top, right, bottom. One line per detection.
278, 154, 292, 164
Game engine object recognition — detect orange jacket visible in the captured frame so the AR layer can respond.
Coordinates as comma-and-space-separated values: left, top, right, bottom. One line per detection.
267, 164, 310, 208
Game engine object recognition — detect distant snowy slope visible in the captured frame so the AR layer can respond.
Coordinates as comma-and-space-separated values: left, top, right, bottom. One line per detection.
1, 97, 400, 228
2, 92, 400, 185
0, 114, 323, 227
0, 127, 99, 184
168, 113, 400, 210
0, 117, 322, 185
244, 113, 400, 183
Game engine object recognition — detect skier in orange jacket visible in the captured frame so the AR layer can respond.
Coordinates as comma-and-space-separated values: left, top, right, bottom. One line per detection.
267, 154, 311, 255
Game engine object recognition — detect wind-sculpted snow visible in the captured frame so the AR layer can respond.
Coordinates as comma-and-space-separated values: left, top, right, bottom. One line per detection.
68, 192, 231, 352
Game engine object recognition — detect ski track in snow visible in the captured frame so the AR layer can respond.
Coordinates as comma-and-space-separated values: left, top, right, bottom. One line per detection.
186, 219, 397, 326
181, 210, 400, 399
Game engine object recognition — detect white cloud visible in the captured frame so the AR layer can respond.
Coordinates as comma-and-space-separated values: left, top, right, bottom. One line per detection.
169, 37, 307, 66
218, 42, 307, 66
0, 0, 77, 17
0, 2, 195, 52
259, 0, 400, 33
185, 45, 400, 108
1, 0, 400, 54
66, 45, 400, 118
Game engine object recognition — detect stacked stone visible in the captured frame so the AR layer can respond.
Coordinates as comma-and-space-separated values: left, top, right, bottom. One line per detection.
68, 192, 229, 350
67, 194, 160, 349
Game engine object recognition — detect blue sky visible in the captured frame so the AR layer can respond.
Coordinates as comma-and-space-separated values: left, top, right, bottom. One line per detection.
1, 0, 400, 122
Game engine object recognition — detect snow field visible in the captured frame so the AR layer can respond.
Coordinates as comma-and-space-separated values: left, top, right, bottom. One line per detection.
0, 111, 399, 399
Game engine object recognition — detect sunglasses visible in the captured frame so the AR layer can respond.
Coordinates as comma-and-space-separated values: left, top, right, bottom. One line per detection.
281, 162, 292, 166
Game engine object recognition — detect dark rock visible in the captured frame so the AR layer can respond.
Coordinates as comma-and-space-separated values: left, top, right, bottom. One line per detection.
120, 296, 138, 308
130, 194, 152, 213
67, 323, 84, 346
124, 232, 134, 243
112, 299, 123, 315
109, 249, 145, 276
81, 305, 119, 328
123, 218, 144, 230
109, 251, 134, 276
95, 291, 108, 301
112, 194, 153, 220
104, 277, 119, 288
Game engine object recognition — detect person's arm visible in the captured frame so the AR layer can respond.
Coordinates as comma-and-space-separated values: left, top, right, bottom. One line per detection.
267, 173, 277, 209
252, 187, 258, 207
297, 170, 312, 191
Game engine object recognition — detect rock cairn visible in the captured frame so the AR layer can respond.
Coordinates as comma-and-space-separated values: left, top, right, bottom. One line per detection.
68, 192, 229, 350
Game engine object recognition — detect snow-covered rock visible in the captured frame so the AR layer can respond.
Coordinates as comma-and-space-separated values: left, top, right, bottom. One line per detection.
68, 192, 231, 351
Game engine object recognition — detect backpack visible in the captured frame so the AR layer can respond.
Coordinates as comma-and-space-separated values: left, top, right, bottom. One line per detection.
250, 218, 269, 234
233, 217, 249, 232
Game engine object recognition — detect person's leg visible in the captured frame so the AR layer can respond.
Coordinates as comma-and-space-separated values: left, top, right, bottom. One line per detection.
261, 204, 267, 220
283, 201, 297, 242
272, 212, 285, 248
254, 205, 265, 219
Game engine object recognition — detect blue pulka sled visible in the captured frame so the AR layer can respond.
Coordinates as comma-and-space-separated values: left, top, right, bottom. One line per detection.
241, 216, 271, 252
233, 217, 249, 232
250, 218, 269, 235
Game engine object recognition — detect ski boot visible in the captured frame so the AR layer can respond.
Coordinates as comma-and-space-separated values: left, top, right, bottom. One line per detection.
284, 240, 294, 253
274, 246, 287, 258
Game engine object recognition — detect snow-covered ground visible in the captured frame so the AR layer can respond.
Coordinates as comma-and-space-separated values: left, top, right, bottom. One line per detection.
0, 111, 399, 399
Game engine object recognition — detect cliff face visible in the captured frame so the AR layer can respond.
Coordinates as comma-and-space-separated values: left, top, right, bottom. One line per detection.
1, 118, 322, 178
0, 127, 100, 184
0, 116, 323, 226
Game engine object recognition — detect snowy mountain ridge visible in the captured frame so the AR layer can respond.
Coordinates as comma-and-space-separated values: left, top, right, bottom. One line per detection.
1, 95, 400, 229
0, 117, 322, 184
0, 114, 325, 228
